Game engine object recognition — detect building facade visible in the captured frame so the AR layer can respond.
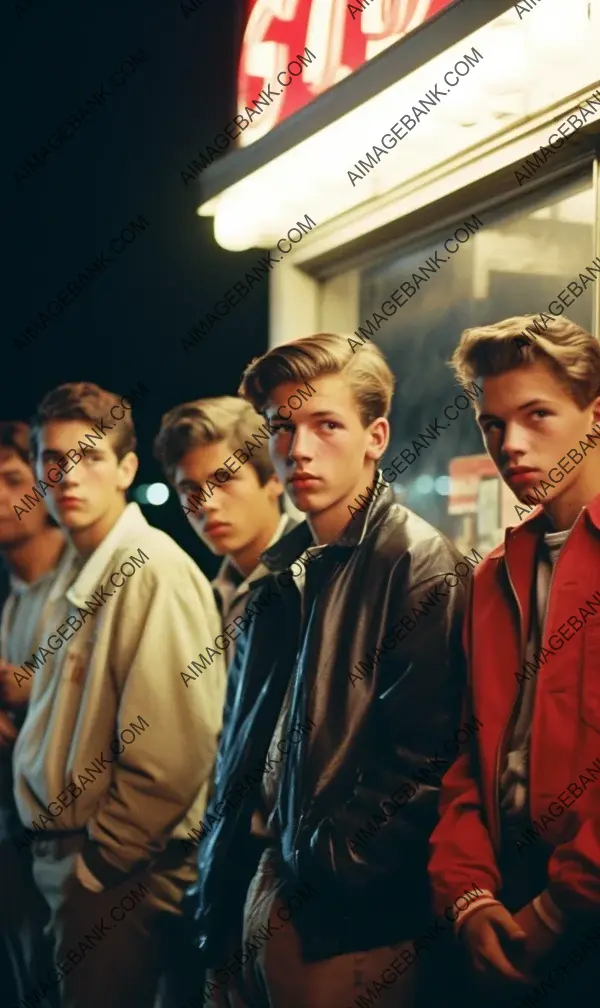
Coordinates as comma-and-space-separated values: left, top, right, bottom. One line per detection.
198, 0, 600, 551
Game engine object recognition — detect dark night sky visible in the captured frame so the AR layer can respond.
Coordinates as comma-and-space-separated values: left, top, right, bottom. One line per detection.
5, 0, 266, 578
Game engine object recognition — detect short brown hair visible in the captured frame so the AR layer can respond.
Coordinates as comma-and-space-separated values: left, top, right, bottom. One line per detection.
0, 421, 32, 466
154, 396, 275, 485
0, 421, 57, 526
239, 332, 395, 424
451, 315, 600, 409
30, 382, 136, 460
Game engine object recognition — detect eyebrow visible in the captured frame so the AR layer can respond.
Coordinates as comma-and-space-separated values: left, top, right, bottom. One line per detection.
267, 410, 342, 420
477, 399, 553, 425
177, 479, 203, 491
41, 447, 106, 459
476, 413, 497, 427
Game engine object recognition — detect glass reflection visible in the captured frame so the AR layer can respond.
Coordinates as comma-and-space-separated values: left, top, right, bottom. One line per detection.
358, 175, 595, 551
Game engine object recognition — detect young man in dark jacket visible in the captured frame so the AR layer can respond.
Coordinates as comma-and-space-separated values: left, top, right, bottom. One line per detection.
429, 314, 600, 1006
154, 396, 297, 1005
192, 332, 473, 1008
154, 395, 297, 790
0, 421, 70, 1008
154, 394, 296, 655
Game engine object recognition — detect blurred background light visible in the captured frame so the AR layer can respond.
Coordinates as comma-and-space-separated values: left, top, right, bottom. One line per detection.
133, 484, 149, 504
146, 483, 170, 506
134, 483, 170, 506
415, 475, 435, 495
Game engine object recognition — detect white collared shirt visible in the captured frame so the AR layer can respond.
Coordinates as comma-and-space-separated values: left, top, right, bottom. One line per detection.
0, 541, 79, 668
212, 513, 290, 622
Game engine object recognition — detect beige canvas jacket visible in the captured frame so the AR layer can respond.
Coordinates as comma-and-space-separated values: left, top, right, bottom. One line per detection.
13, 503, 226, 887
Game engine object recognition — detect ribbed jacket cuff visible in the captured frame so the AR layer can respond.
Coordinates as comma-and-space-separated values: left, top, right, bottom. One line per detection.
453, 891, 501, 935
532, 891, 565, 935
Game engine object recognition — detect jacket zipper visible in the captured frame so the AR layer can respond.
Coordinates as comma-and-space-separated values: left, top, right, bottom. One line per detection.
494, 559, 524, 851
294, 553, 343, 831
290, 561, 319, 837
493, 510, 583, 850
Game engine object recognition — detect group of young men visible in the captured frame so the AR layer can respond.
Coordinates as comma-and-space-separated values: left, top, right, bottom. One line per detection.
0, 314, 599, 1008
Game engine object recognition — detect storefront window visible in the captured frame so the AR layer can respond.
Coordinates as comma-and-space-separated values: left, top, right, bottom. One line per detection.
358, 174, 595, 552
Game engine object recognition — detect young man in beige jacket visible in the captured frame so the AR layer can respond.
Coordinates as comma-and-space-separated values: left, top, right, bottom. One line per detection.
12, 382, 226, 1008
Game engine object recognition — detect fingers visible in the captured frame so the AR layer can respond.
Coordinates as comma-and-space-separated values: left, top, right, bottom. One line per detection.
475, 929, 530, 984
0, 723, 18, 746
497, 915, 527, 942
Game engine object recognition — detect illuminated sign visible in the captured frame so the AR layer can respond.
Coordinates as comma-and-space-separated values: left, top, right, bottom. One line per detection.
237, 0, 456, 146
449, 454, 497, 515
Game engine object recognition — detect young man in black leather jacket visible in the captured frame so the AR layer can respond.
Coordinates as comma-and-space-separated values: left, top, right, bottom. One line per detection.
192, 332, 471, 1008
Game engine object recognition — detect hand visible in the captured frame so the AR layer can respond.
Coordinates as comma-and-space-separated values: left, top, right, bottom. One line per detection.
461, 902, 530, 985
0, 660, 32, 709
513, 901, 558, 974
73, 853, 104, 893
0, 709, 18, 749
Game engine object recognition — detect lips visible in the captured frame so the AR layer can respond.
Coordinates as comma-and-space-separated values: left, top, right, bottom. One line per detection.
57, 497, 83, 507
504, 467, 539, 480
289, 473, 319, 484
204, 522, 231, 535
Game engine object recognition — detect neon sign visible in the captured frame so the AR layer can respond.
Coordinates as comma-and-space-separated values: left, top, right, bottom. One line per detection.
237, 0, 455, 145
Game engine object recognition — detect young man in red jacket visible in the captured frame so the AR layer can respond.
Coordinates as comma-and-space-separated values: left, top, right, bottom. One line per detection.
429, 314, 600, 1006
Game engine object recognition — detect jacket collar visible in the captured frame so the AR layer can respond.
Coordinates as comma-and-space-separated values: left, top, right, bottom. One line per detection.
505, 487, 600, 545
212, 513, 295, 602
588, 491, 600, 530
502, 490, 600, 656
7, 539, 77, 596
54, 502, 149, 608
0, 540, 80, 657
261, 471, 394, 575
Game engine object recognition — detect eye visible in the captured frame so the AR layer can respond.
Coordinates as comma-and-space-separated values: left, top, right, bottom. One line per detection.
482, 420, 502, 433
271, 423, 293, 435
531, 409, 550, 420
320, 420, 341, 431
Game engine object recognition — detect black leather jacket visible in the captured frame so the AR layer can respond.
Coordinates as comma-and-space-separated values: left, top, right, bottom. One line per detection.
193, 481, 468, 964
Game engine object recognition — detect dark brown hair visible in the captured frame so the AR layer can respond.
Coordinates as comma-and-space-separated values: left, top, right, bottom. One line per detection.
0, 421, 32, 466
0, 421, 57, 526
30, 382, 136, 460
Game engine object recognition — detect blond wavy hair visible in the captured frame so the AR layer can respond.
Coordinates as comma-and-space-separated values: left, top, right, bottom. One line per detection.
239, 332, 395, 425
451, 315, 600, 408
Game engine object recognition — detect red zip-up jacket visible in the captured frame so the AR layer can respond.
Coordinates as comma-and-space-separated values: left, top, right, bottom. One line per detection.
429, 496, 600, 927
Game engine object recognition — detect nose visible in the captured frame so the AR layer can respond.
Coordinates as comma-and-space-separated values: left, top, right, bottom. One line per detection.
288, 425, 313, 463
59, 465, 81, 489
200, 497, 220, 516
501, 421, 529, 462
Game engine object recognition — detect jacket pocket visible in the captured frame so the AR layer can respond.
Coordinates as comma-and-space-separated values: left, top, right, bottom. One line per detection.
580, 623, 600, 731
